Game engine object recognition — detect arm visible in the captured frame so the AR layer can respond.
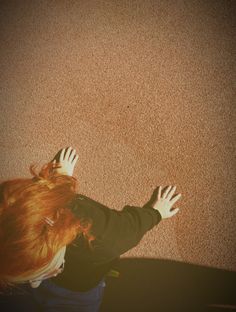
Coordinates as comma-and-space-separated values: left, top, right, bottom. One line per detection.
69, 194, 162, 265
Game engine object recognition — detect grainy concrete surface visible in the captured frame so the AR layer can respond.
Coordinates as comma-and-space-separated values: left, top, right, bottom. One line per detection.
0, 1, 235, 272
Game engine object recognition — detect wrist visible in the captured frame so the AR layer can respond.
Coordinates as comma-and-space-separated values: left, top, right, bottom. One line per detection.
155, 208, 163, 220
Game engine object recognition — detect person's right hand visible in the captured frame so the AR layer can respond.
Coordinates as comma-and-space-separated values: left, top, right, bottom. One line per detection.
152, 185, 181, 219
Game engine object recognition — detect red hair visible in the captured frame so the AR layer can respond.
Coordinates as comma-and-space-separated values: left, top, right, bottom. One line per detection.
0, 161, 95, 293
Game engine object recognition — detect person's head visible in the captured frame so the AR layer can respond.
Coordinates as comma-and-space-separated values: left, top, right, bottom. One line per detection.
0, 161, 95, 293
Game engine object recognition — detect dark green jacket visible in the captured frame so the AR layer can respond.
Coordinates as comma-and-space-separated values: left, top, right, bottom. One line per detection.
52, 193, 162, 291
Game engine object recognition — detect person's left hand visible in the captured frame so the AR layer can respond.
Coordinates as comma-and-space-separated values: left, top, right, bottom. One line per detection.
52, 147, 79, 177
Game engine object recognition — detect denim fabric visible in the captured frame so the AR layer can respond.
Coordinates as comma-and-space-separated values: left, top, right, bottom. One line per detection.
27, 278, 106, 312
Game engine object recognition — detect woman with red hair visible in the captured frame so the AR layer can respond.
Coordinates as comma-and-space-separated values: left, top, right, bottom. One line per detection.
0, 147, 182, 311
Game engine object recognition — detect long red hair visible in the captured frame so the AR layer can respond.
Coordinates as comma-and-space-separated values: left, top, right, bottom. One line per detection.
0, 161, 95, 293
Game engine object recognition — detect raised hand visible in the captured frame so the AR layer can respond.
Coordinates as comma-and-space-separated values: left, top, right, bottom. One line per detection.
52, 147, 79, 177
152, 185, 181, 219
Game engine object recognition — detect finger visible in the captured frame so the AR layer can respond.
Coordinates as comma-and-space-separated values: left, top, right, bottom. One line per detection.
162, 185, 172, 199
69, 149, 76, 162
72, 154, 79, 166
60, 148, 65, 162
65, 147, 72, 160
170, 193, 182, 205
166, 185, 176, 201
170, 208, 179, 217
157, 186, 162, 200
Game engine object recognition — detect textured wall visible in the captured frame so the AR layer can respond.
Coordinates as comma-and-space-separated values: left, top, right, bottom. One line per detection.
0, 0, 235, 271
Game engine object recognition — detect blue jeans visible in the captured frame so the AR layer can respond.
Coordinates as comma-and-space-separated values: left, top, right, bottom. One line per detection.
27, 278, 106, 312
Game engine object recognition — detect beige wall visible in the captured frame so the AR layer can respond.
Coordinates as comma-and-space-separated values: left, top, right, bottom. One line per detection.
0, 1, 235, 271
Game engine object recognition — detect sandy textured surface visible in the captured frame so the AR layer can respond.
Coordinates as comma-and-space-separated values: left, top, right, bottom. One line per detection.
0, 1, 235, 271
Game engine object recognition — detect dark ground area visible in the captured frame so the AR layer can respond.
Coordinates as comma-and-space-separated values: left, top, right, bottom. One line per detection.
1, 258, 235, 312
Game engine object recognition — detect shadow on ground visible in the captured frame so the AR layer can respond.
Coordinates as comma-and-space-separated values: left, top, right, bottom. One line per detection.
0, 258, 235, 312
100, 258, 236, 312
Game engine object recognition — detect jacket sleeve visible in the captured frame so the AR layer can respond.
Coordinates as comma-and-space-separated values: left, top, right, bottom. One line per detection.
69, 194, 162, 265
